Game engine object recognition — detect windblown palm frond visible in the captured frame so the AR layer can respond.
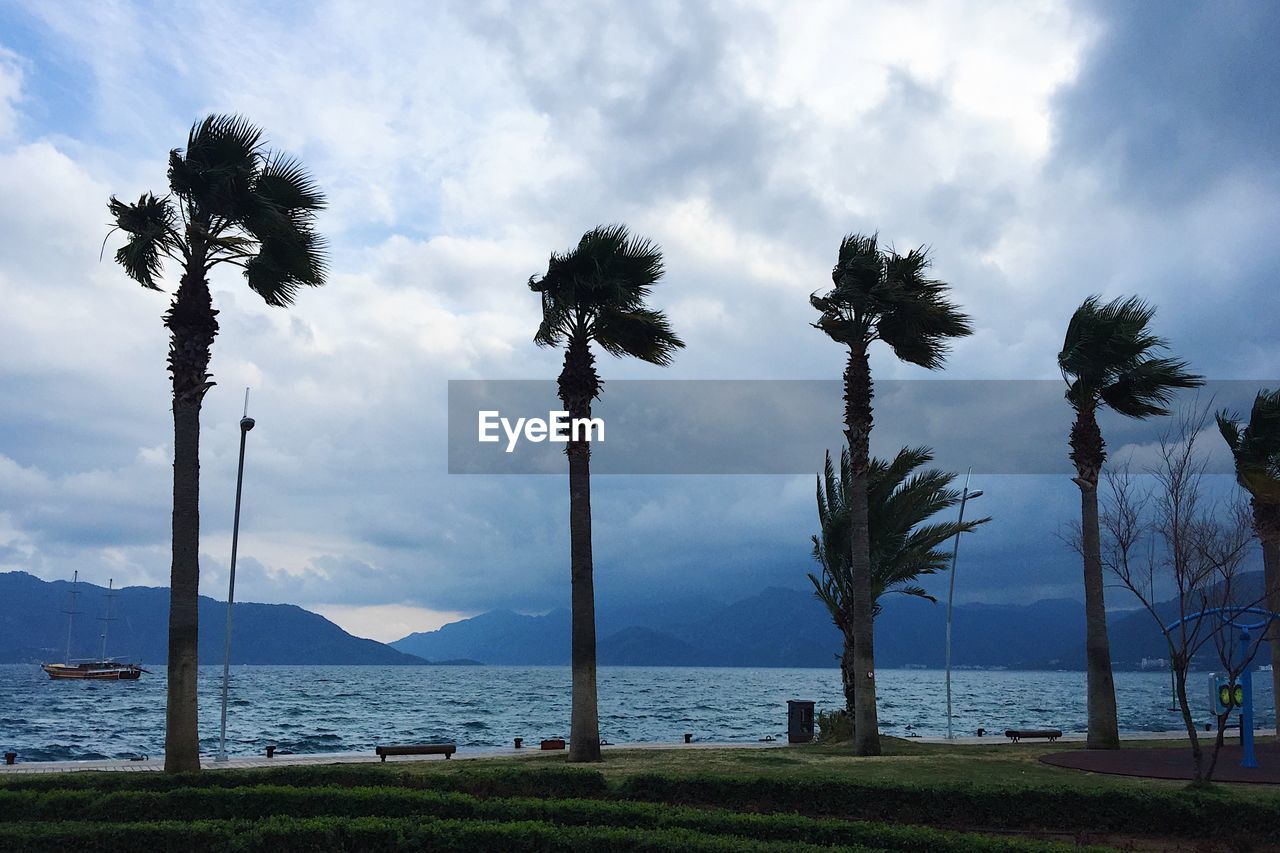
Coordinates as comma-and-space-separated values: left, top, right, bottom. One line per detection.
1218, 389, 1280, 504
1058, 295, 1202, 417
810, 233, 973, 365
810, 446, 989, 619
107, 193, 178, 290
110, 113, 328, 305
529, 224, 684, 364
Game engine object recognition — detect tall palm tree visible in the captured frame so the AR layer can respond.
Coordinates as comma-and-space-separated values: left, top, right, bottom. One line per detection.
1058, 295, 1200, 750
1217, 389, 1280, 734
809, 446, 988, 715
811, 233, 972, 756
529, 224, 683, 763
107, 115, 327, 772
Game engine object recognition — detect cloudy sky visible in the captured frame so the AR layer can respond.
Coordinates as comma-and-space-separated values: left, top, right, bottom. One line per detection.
0, 1, 1276, 642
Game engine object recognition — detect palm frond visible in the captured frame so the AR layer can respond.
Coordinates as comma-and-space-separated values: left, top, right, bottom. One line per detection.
593, 307, 685, 365
813, 233, 971, 366
170, 115, 265, 222
1219, 389, 1280, 503
254, 154, 327, 216
107, 193, 176, 289
1059, 294, 1203, 419
244, 226, 328, 307
529, 225, 680, 366
812, 444, 988, 619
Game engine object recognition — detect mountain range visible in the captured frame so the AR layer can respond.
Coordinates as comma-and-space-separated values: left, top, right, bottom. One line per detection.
0, 571, 442, 665
5, 569, 1270, 671
393, 575, 1276, 671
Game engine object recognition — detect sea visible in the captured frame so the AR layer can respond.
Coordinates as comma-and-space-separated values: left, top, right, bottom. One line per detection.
1, 665, 1275, 762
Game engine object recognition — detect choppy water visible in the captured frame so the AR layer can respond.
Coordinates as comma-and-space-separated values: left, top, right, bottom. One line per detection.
0, 664, 1274, 761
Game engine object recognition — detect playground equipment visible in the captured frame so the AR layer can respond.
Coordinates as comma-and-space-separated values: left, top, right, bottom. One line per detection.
1165, 606, 1278, 770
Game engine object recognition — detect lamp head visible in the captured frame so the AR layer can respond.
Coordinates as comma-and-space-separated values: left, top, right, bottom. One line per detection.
967, 489, 984, 499
240, 417, 256, 432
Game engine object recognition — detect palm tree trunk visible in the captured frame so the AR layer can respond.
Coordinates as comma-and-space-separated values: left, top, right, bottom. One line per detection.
163, 258, 217, 773
1256, 502, 1280, 736
1070, 404, 1119, 750
560, 336, 601, 763
844, 348, 880, 756
840, 632, 857, 717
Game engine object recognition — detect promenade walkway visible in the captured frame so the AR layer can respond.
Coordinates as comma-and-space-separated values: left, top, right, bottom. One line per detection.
0, 740, 784, 775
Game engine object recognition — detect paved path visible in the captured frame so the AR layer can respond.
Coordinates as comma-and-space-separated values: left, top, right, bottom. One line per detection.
0, 740, 785, 775
1041, 741, 1280, 784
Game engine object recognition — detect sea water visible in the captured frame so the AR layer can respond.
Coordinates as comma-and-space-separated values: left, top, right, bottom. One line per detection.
0, 664, 1274, 761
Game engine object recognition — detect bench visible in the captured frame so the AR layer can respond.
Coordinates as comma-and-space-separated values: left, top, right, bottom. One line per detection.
1005, 729, 1062, 743
374, 743, 457, 761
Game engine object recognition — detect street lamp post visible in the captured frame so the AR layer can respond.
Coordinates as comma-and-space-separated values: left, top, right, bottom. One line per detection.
216, 389, 255, 763
944, 473, 983, 740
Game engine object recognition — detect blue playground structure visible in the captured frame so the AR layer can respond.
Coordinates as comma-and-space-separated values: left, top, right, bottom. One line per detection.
1165, 606, 1278, 769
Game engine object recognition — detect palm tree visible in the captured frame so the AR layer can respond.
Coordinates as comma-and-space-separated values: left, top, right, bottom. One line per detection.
107, 115, 327, 772
810, 233, 972, 756
809, 446, 989, 716
529, 224, 683, 762
1058, 295, 1201, 750
1217, 389, 1280, 734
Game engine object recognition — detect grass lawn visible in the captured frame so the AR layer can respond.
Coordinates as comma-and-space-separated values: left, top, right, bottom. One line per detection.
396, 735, 1280, 800
1, 737, 1277, 851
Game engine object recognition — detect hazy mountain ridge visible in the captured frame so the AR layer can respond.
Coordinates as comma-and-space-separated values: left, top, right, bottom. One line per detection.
394, 575, 1275, 670
8, 569, 1268, 671
0, 571, 439, 666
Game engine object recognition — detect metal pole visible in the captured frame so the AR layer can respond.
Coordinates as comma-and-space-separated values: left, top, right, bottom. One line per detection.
99, 579, 115, 661
64, 570, 80, 665
1240, 628, 1257, 769
216, 389, 255, 762
945, 470, 971, 741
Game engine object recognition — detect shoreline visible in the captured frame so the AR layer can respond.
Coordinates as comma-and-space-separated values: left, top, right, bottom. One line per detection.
3, 729, 1275, 775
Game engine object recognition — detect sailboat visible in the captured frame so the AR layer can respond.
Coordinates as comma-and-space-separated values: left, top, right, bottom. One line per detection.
41, 573, 147, 681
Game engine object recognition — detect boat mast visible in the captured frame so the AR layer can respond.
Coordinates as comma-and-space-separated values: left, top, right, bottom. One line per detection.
63, 571, 81, 664
98, 579, 116, 662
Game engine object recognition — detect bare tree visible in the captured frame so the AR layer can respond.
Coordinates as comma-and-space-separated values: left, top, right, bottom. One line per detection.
1100, 405, 1263, 785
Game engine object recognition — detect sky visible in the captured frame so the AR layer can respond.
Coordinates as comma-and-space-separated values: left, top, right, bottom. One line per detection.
0, 0, 1276, 642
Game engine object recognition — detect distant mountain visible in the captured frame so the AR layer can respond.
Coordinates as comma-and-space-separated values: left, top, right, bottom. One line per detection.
393, 587, 1083, 669
0, 571, 436, 666
1035, 570, 1275, 670
393, 578, 1275, 671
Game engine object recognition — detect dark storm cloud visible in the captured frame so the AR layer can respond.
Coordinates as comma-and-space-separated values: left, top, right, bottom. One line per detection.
1054, 1, 1280, 205
1046, 2, 1280, 379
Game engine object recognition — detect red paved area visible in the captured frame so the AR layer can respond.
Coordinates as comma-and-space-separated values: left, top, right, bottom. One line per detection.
1041, 741, 1280, 784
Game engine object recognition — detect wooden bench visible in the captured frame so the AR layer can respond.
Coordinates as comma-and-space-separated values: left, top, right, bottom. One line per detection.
374, 743, 456, 761
1005, 729, 1062, 743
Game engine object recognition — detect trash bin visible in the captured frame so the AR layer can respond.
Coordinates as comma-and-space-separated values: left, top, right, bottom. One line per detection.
787, 700, 815, 743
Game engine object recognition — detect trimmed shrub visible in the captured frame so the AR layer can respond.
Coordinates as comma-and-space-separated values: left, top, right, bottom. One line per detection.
0, 815, 869, 853
0, 786, 1080, 852
0, 764, 608, 799
614, 773, 1280, 839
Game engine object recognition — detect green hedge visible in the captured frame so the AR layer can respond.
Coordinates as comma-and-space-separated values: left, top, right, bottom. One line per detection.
2, 764, 1269, 846
615, 773, 1279, 838
0, 786, 1080, 853
0, 765, 608, 799
0, 815, 867, 853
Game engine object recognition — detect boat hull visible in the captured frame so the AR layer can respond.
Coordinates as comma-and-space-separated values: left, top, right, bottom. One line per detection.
42, 663, 145, 681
